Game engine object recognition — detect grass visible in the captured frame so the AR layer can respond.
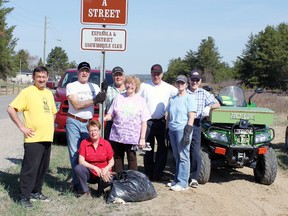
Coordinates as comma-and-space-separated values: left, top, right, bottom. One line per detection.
0, 144, 150, 216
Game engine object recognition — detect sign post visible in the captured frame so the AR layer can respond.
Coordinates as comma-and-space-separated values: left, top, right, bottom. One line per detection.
81, 0, 128, 137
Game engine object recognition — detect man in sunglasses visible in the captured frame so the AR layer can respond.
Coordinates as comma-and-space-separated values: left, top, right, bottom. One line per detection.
187, 69, 220, 188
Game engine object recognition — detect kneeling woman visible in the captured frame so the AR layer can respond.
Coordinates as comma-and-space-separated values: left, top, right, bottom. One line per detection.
75, 120, 114, 196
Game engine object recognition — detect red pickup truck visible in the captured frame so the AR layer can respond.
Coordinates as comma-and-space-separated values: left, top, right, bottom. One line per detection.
46, 69, 113, 138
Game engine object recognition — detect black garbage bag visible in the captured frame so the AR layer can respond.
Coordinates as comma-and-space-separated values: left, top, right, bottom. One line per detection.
106, 170, 157, 203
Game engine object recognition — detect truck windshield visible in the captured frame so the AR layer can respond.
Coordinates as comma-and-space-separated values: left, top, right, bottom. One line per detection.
60, 72, 113, 88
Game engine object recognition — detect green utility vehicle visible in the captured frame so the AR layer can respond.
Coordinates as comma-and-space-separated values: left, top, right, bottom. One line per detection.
199, 86, 277, 185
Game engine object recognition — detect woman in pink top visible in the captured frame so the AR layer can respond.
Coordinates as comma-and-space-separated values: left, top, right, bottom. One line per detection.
104, 76, 151, 172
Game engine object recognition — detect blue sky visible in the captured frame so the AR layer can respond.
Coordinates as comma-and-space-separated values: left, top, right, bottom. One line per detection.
5, 0, 288, 75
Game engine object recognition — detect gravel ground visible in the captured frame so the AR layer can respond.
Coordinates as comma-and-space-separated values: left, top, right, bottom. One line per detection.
0, 117, 24, 171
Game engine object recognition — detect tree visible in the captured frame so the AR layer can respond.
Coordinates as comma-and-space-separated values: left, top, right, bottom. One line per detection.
0, 1, 18, 79
236, 23, 288, 90
163, 58, 190, 84
13, 49, 30, 72
195, 37, 223, 82
166, 36, 234, 84
46, 46, 69, 78
38, 58, 44, 66
68, 60, 77, 69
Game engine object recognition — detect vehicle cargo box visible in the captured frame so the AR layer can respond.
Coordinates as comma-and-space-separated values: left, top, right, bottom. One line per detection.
209, 106, 274, 125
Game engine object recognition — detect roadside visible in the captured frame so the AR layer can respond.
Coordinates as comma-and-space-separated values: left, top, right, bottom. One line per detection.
0, 118, 23, 171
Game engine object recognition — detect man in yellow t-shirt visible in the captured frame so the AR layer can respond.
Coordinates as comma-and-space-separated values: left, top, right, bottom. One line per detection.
7, 66, 57, 209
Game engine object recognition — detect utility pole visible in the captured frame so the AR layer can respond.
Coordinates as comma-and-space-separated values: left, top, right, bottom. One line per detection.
43, 16, 47, 66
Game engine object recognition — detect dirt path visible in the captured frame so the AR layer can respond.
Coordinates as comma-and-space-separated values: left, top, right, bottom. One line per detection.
1, 118, 288, 215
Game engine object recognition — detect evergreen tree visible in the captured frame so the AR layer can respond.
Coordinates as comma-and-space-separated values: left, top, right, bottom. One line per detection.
0, 1, 17, 79
46, 46, 69, 78
236, 23, 288, 90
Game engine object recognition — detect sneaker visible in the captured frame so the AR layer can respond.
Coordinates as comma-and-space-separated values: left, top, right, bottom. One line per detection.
30, 192, 51, 202
166, 181, 177, 187
19, 198, 34, 209
189, 179, 199, 188
170, 184, 189, 192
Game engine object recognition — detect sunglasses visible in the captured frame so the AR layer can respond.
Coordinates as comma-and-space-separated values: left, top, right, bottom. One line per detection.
190, 79, 200, 82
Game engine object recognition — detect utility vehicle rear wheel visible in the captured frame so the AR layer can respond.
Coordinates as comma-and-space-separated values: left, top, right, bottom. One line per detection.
198, 149, 211, 184
285, 126, 288, 149
253, 147, 277, 185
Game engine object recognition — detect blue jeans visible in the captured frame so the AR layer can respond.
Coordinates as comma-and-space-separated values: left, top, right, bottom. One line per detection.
169, 128, 192, 188
66, 117, 89, 186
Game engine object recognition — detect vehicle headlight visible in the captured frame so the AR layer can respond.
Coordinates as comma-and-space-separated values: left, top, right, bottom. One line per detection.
208, 131, 228, 143
255, 132, 270, 143
55, 101, 61, 112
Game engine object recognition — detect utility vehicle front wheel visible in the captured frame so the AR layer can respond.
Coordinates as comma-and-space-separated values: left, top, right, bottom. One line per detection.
198, 149, 211, 184
253, 147, 277, 185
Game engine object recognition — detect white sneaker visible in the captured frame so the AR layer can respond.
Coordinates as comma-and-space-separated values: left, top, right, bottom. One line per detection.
170, 184, 188, 192
166, 181, 176, 187
189, 179, 199, 188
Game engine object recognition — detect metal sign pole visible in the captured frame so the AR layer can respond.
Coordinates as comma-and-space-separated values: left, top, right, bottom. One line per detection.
99, 26, 106, 137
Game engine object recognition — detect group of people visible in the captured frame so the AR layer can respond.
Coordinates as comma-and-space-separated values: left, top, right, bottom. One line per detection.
7, 62, 220, 208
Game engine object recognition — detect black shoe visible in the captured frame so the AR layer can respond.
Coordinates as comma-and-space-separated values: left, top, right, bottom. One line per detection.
19, 198, 34, 209
70, 185, 81, 193
30, 192, 51, 202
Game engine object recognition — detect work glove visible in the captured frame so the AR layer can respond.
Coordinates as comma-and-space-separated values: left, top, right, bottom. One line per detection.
101, 79, 108, 92
183, 125, 193, 147
93, 92, 106, 104
202, 106, 211, 117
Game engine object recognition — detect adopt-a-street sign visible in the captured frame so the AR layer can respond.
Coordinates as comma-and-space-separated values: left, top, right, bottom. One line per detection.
81, 28, 127, 52
81, 0, 128, 25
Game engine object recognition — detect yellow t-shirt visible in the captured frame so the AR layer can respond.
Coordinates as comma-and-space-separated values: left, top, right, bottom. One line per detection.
9, 85, 57, 143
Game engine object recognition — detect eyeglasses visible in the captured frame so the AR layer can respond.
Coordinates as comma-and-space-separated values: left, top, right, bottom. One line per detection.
151, 72, 162, 77
190, 79, 200, 83
89, 129, 100, 133
79, 69, 90, 73
176, 81, 186, 85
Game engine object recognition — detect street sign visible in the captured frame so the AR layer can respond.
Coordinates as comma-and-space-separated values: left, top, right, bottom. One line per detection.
81, 28, 127, 52
81, 0, 128, 25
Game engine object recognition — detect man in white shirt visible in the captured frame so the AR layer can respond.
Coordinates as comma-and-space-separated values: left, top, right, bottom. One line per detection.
66, 62, 106, 193
139, 64, 178, 181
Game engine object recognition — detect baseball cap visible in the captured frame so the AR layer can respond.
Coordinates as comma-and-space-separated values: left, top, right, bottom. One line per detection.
176, 75, 188, 84
151, 64, 163, 73
190, 69, 202, 80
78, 62, 91, 71
112, 66, 124, 75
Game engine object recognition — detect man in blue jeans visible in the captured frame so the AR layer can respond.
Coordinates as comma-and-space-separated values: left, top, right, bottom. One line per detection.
187, 69, 220, 188
66, 62, 106, 193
